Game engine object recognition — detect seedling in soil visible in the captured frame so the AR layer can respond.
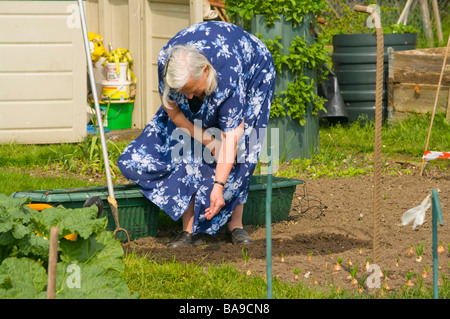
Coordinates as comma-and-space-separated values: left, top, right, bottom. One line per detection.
348, 258, 352, 266
406, 245, 414, 256
441, 273, 447, 287
292, 268, 302, 280
405, 270, 415, 287
281, 253, 285, 262
359, 246, 362, 254
334, 257, 343, 271
383, 270, 391, 291
241, 248, 251, 266
416, 274, 424, 290
415, 241, 425, 262
422, 265, 429, 278
395, 256, 400, 268
348, 264, 358, 285
437, 241, 444, 255
383, 269, 391, 291
364, 258, 370, 271
308, 251, 313, 260
383, 267, 390, 281
329, 251, 333, 259
357, 274, 368, 293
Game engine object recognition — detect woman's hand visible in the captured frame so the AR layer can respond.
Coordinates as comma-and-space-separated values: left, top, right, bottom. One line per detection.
204, 184, 225, 220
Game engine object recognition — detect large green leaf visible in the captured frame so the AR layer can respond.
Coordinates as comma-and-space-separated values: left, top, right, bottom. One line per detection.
17, 232, 50, 258
54, 262, 134, 299
59, 231, 124, 273
30, 205, 107, 239
0, 195, 135, 299
0, 194, 30, 210
0, 257, 47, 299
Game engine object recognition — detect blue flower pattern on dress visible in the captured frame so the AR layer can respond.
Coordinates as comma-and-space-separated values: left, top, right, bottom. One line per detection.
118, 21, 275, 235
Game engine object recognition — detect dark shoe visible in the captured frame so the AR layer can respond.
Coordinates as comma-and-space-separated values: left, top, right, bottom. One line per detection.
191, 233, 206, 247
167, 231, 206, 248
168, 231, 192, 248
226, 228, 253, 244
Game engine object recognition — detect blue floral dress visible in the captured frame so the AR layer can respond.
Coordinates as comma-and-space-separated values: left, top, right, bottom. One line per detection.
118, 21, 275, 235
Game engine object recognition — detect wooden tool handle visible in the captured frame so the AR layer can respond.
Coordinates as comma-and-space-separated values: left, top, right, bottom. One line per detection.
47, 226, 58, 299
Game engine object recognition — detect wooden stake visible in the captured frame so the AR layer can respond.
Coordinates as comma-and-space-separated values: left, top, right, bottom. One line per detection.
419, 0, 434, 48
397, 0, 414, 25
47, 226, 59, 299
431, 0, 443, 45
446, 88, 450, 122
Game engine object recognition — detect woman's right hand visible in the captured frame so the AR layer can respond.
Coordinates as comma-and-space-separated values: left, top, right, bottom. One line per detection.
205, 184, 225, 220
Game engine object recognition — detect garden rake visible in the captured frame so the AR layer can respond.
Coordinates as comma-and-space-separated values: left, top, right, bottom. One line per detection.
77, 0, 130, 243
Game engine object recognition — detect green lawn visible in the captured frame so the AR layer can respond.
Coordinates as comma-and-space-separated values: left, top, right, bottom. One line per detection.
1, 112, 449, 299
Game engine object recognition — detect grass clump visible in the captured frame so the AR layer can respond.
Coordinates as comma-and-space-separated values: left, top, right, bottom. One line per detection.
276, 112, 450, 179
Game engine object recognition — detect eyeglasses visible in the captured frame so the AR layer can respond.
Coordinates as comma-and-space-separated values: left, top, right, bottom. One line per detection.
163, 53, 172, 78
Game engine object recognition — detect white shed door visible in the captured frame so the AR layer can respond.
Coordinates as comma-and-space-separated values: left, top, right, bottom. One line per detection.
0, 1, 87, 144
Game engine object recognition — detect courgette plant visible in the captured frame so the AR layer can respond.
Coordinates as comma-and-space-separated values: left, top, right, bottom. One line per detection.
225, 0, 329, 125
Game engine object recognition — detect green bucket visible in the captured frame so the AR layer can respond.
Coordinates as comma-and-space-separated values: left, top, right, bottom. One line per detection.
10, 184, 159, 242
243, 175, 303, 225
105, 101, 133, 130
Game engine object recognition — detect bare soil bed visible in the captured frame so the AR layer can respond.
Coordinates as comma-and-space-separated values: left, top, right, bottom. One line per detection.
123, 162, 450, 295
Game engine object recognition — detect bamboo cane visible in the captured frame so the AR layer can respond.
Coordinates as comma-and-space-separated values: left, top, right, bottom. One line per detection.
420, 34, 450, 176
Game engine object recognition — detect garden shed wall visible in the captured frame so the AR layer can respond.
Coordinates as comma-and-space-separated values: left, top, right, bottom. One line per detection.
0, 1, 86, 144
0, 0, 203, 144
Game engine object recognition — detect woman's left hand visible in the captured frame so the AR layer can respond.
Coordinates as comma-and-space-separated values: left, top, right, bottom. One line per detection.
205, 184, 225, 220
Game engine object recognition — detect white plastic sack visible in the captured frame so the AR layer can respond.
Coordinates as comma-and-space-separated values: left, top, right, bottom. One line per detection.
401, 194, 431, 229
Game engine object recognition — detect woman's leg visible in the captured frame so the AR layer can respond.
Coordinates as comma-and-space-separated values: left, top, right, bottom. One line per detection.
182, 195, 195, 234
227, 204, 243, 231
227, 204, 253, 244
168, 194, 205, 247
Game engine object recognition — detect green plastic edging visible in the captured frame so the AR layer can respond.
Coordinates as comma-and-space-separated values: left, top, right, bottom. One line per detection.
249, 175, 303, 191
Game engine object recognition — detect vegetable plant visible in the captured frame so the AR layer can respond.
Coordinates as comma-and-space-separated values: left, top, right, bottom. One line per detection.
364, 258, 370, 271
406, 244, 414, 256
225, 0, 329, 126
415, 242, 425, 262
0, 194, 136, 298
292, 268, 301, 280
441, 273, 448, 288
357, 274, 368, 293
348, 264, 358, 286
437, 241, 444, 255
319, 1, 418, 45
416, 274, 424, 290
422, 266, 429, 278
405, 270, 415, 287
333, 257, 342, 271
313, 276, 318, 285
241, 247, 251, 266
383, 268, 391, 291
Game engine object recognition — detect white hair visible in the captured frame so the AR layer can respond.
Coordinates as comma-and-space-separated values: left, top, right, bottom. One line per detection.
161, 44, 217, 109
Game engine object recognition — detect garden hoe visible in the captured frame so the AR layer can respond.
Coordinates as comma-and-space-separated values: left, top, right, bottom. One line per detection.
77, 0, 130, 243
